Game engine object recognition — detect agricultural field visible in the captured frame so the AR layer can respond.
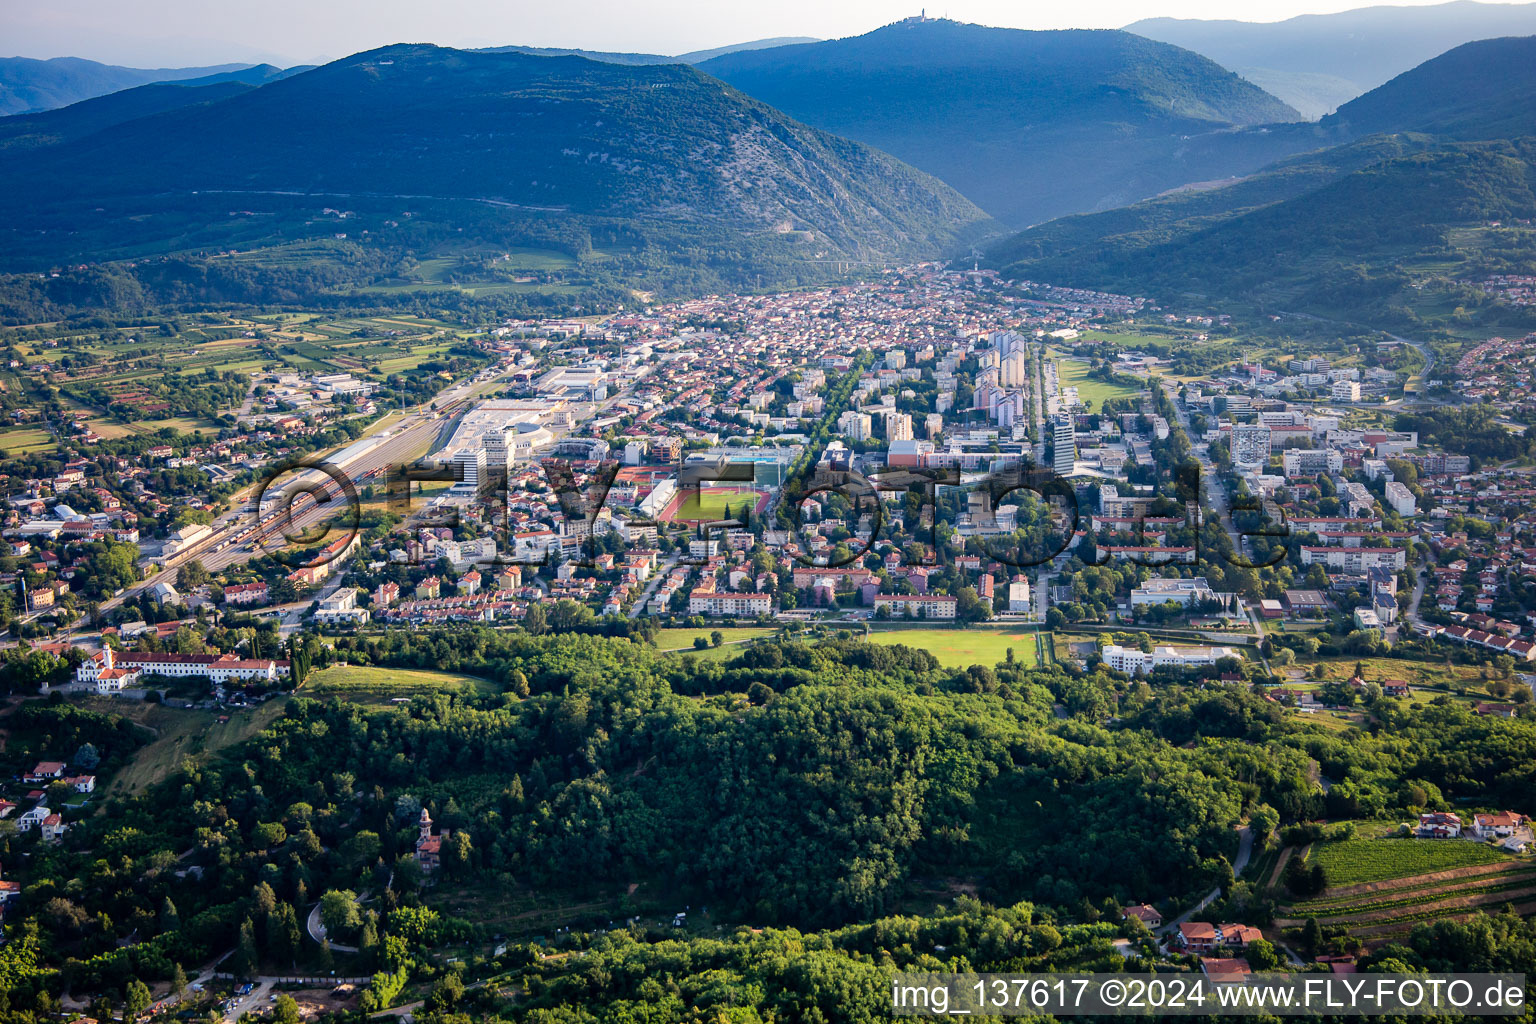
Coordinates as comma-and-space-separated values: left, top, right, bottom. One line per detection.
865, 626, 1044, 669
0, 426, 55, 455
1054, 357, 1144, 408
1274, 855, 1536, 943
1309, 833, 1509, 887
1299, 656, 1518, 703
653, 627, 776, 652
301, 664, 497, 703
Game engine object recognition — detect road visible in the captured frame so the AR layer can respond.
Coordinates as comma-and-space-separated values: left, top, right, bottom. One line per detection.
628, 553, 680, 619
1165, 383, 1269, 653
1161, 826, 1253, 936
306, 900, 361, 954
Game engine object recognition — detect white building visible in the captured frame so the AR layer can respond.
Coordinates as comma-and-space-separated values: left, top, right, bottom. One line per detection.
1008, 579, 1031, 613
872, 594, 959, 619
1101, 644, 1239, 675
452, 447, 486, 489
838, 411, 873, 442
77, 646, 290, 686
1051, 413, 1076, 476
1129, 577, 1219, 608
1331, 380, 1362, 403
1300, 546, 1407, 571
161, 523, 211, 560
1384, 480, 1416, 516
1282, 448, 1343, 478
315, 587, 369, 625
1232, 425, 1271, 469
688, 590, 772, 617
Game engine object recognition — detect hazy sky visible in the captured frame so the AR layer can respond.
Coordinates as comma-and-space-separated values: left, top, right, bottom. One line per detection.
3, 0, 1525, 67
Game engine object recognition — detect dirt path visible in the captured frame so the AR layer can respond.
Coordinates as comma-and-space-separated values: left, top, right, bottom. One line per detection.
1276, 883, 1536, 929
1267, 845, 1300, 891
1289, 867, 1536, 916
1352, 900, 1536, 942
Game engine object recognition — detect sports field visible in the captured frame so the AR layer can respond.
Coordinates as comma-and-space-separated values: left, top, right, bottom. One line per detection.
660, 485, 769, 523
865, 626, 1044, 668
1055, 357, 1144, 408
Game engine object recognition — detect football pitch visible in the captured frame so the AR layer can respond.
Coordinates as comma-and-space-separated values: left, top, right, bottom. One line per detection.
661, 485, 768, 523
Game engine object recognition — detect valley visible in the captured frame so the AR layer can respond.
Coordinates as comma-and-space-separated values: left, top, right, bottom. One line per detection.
0, 4, 1535, 1022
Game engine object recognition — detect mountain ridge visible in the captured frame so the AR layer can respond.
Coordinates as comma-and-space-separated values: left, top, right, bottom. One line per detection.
0, 43, 992, 272
0, 55, 258, 116
983, 35, 1536, 327
698, 19, 1302, 227
1127, 1, 1536, 118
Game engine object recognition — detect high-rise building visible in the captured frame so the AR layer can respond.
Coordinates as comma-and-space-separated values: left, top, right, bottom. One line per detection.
1331, 380, 1361, 403
452, 447, 486, 489
1051, 413, 1076, 476
1001, 351, 1028, 388
1232, 424, 1272, 469
886, 412, 914, 443
837, 411, 873, 441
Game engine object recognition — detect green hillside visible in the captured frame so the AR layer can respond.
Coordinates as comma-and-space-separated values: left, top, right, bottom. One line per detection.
985, 37, 1536, 331
700, 19, 1303, 226
0, 43, 992, 317
0, 80, 255, 153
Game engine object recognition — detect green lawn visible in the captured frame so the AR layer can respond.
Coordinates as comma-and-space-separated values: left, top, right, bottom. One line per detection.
1055, 357, 1144, 409
99, 698, 290, 796
302, 665, 496, 703
654, 627, 775, 652
864, 626, 1043, 669
1309, 835, 1509, 887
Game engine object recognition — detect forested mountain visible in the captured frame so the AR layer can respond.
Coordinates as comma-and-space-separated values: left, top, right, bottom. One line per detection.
1321, 35, 1536, 140
986, 37, 1536, 325
675, 37, 820, 62
0, 43, 990, 276
472, 45, 673, 64
998, 140, 1536, 307
5, 624, 1536, 1019
698, 18, 1303, 227
0, 55, 259, 115
0, 80, 256, 153
1128, 0, 1536, 118
478, 37, 819, 64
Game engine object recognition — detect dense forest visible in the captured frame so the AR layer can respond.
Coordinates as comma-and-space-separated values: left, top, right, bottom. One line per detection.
3, 626, 1535, 1023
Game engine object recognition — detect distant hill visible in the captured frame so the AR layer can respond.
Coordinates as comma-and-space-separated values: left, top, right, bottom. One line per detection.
676, 37, 819, 63
1322, 35, 1536, 139
0, 55, 258, 115
474, 37, 820, 65
473, 45, 675, 65
0, 80, 256, 152
1127, 1, 1536, 118
985, 37, 1536, 324
0, 44, 990, 271
698, 18, 1301, 227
